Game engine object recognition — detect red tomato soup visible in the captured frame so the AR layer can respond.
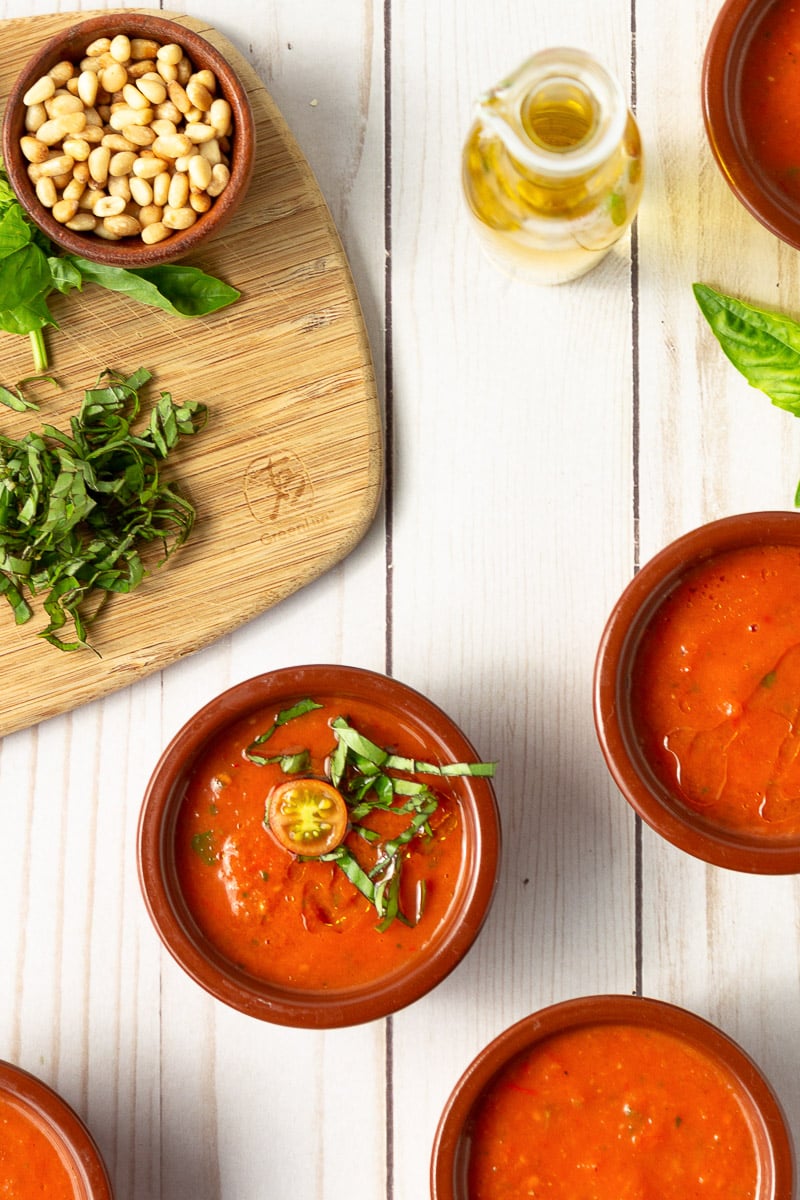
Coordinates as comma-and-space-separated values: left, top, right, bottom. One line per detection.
174, 695, 469, 991
467, 1024, 758, 1200
0, 1095, 77, 1199
739, 0, 800, 204
631, 542, 800, 836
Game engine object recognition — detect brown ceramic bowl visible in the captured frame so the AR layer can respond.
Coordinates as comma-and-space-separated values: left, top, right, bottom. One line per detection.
702, 0, 800, 248
138, 664, 501, 1028
1, 13, 255, 267
594, 511, 800, 873
431, 994, 794, 1200
0, 1060, 113, 1198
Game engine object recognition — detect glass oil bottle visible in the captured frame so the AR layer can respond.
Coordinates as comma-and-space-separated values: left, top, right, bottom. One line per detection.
462, 48, 644, 284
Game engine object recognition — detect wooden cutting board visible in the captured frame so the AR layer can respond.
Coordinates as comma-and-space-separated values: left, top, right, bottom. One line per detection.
0, 9, 382, 739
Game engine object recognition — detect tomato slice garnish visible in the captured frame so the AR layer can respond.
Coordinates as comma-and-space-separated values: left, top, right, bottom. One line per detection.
266, 778, 348, 856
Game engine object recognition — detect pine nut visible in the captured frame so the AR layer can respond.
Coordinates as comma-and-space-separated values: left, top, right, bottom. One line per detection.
38, 154, 75, 178
186, 79, 213, 112
100, 62, 128, 94
141, 221, 171, 244
156, 43, 183, 67
49, 61, 76, 86
133, 156, 167, 181
163, 205, 196, 230
65, 212, 97, 231
152, 133, 192, 159
130, 38, 160, 60
129, 175, 153, 206
109, 34, 131, 63
85, 38, 111, 57
93, 194, 126, 217
103, 213, 141, 237
188, 154, 212, 191
77, 70, 99, 107
109, 150, 137, 177
137, 76, 167, 105
35, 176, 57, 207
152, 171, 171, 206
52, 197, 79, 223
20, 134, 50, 163
23, 75, 55, 106
167, 171, 189, 208
206, 163, 230, 196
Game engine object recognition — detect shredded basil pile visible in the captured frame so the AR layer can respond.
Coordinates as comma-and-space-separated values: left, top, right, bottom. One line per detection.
247, 698, 496, 931
0, 366, 206, 651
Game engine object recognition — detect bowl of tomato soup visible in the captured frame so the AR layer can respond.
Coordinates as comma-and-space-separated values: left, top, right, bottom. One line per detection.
594, 511, 800, 872
703, 0, 800, 249
138, 664, 501, 1028
0, 1061, 113, 1200
430, 994, 793, 1200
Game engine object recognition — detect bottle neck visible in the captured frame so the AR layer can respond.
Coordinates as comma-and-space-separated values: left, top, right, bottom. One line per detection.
475, 48, 629, 179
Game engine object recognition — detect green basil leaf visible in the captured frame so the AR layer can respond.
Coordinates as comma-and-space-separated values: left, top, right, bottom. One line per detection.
69, 257, 240, 318
693, 282, 800, 415
131, 264, 241, 316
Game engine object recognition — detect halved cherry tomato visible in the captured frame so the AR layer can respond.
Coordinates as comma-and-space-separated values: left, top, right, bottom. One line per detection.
266, 778, 348, 857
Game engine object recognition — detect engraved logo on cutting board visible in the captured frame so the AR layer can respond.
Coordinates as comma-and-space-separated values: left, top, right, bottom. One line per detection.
244, 451, 320, 541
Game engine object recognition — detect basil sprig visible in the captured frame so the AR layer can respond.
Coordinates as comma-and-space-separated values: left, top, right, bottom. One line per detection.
251, 699, 497, 930
694, 283, 800, 502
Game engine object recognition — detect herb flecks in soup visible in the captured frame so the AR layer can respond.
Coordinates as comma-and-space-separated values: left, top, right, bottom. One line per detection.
739, 0, 800, 204
175, 695, 495, 990
467, 1023, 758, 1200
631, 542, 800, 836
0, 1095, 77, 1199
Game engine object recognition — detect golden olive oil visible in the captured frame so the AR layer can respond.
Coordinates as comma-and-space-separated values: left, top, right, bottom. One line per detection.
462, 49, 644, 283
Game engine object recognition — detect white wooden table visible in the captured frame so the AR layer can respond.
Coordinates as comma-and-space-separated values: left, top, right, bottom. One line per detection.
2, 1, 799, 1197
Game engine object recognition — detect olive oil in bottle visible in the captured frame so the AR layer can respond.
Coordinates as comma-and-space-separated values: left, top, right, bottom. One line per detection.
462, 48, 644, 283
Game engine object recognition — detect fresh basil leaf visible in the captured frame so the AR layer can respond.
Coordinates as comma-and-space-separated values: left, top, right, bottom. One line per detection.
693, 282, 800, 415
132, 264, 241, 316
69, 257, 240, 319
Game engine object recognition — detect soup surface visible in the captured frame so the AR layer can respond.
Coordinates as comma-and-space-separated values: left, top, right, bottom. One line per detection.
0, 1094, 77, 1199
174, 694, 472, 990
467, 1023, 758, 1200
738, 0, 800, 204
631, 542, 800, 836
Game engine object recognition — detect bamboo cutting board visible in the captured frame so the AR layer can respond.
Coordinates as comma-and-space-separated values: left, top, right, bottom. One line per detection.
0, 10, 382, 739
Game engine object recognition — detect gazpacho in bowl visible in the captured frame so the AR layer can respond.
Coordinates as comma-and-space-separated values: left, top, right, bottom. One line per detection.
430, 994, 793, 1200
0, 1060, 113, 1200
594, 511, 800, 871
137, 664, 501, 1027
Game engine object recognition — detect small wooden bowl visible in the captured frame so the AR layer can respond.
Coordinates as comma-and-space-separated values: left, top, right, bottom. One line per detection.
1, 12, 255, 267
137, 665, 502, 1029
431, 995, 794, 1200
0, 1060, 114, 1198
594, 511, 800, 873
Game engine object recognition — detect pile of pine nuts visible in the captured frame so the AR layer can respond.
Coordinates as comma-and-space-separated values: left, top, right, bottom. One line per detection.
18, 33, 234, 246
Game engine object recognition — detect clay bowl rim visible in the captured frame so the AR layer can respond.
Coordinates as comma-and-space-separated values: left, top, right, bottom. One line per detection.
0, 1059, 113, 1199
593, 511, 800, 874
137, 663, 502, 1030
1, 11, 255, 268
701, 0, 800, 250
430, 993, 794, 1200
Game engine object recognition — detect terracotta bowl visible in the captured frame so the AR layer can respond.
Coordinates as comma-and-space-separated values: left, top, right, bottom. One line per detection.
1, 12, 255, 267
0, 1060, 113, 1198
137, 664, 501, 1029
431, 994, 794, 1200
702, 0, 800, 249
594, 511, 800, 873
